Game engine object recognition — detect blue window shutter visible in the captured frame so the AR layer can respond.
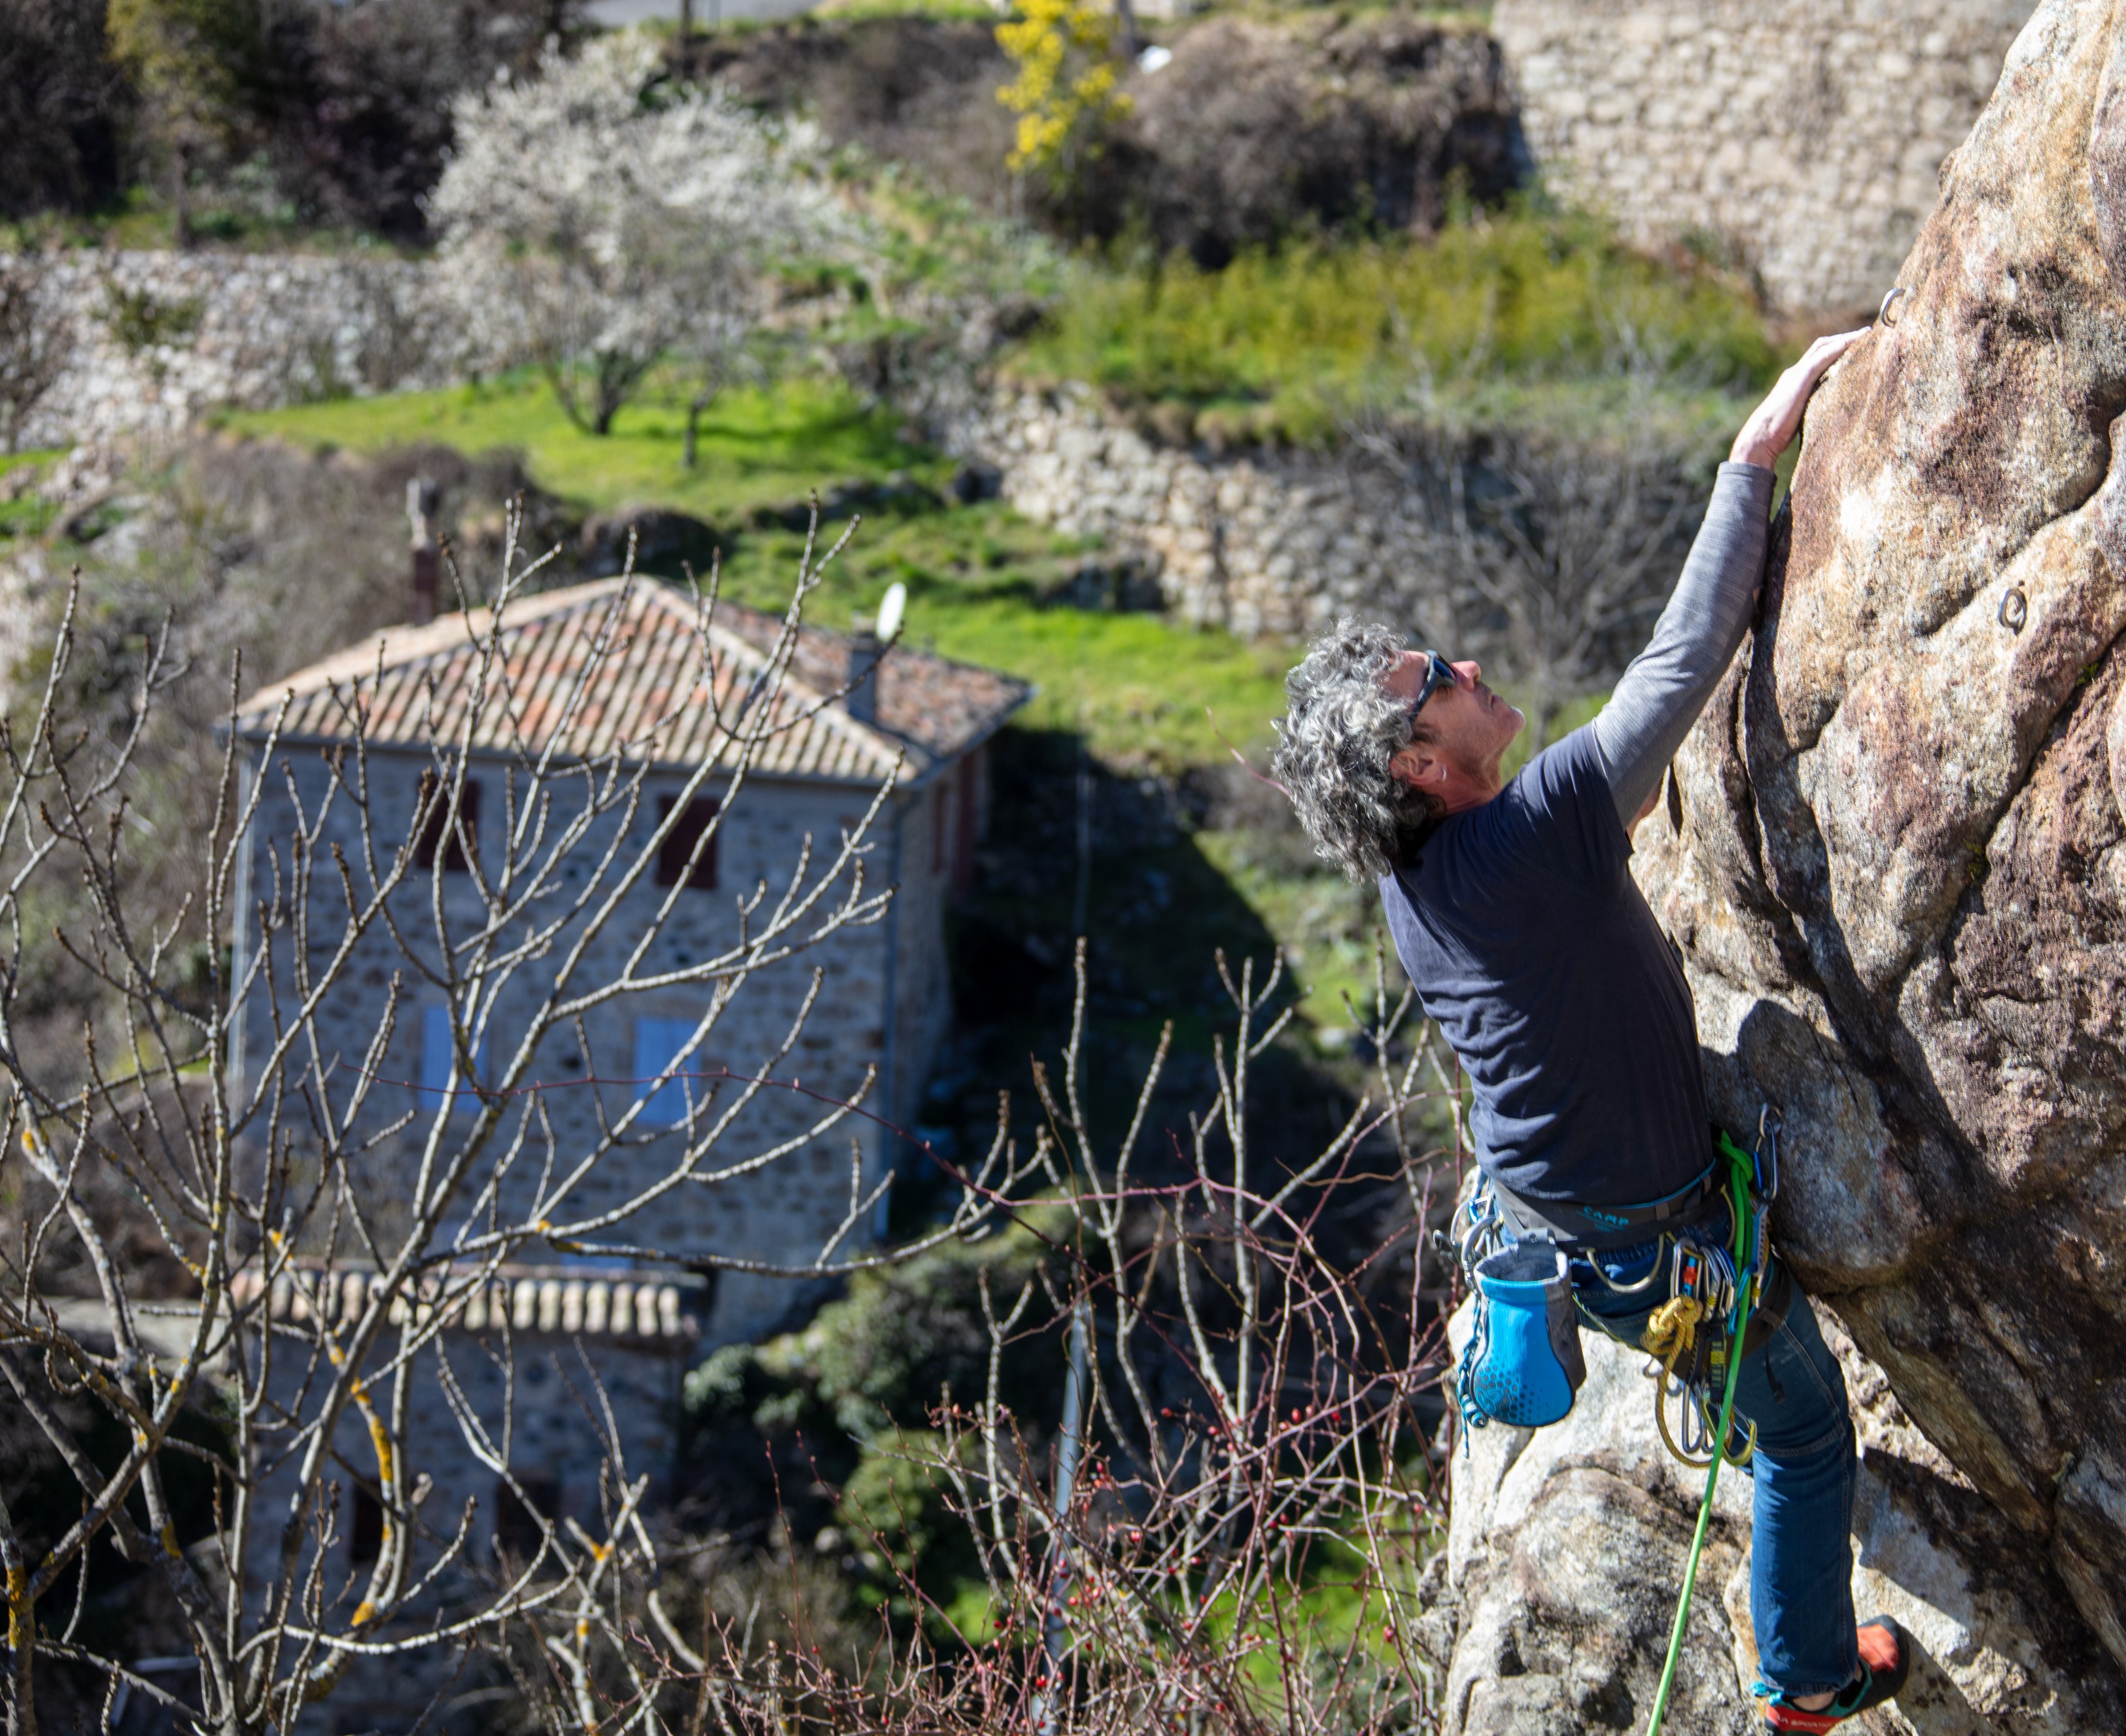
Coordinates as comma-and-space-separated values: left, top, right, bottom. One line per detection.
633, 1017, 700, 1127
421, 1005, 487, 1107
422, 1005, 455, 1101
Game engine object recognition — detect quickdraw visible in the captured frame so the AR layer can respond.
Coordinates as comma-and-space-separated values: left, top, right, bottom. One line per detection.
1641, 1226, 1757, 1470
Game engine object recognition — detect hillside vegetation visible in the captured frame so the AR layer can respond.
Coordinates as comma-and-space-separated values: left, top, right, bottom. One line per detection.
1018, 209, 1778, 447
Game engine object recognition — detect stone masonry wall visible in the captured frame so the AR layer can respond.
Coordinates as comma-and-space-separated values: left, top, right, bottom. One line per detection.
7, 249, 459, 452
951, 385, 1471, 644
1491, 0, 2038, 315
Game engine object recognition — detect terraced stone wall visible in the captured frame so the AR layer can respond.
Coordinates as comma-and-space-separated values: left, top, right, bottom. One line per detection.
5, 249, 459, 451
1492, 0, 2037, 313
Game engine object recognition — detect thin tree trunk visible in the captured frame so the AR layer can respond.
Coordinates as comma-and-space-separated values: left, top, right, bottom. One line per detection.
540, 356, 591, 434
683, 393, 716, 469
1528, 672, 1555, 752
171, 146, 194, 251
684, 373, 720, 470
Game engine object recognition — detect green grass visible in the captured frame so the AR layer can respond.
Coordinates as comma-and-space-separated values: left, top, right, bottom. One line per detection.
714, 510, 1295, 773
752, 557, 1291, 771
224, 372, 948, 522
937, 599, 1289, 761
1013, 207, 1779, 446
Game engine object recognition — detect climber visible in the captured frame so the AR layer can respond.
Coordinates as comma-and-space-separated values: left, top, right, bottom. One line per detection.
1272, 328, 1912, 1733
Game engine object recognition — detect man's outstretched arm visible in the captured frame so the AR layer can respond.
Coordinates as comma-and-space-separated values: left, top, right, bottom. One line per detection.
1594, 328, 1870, 827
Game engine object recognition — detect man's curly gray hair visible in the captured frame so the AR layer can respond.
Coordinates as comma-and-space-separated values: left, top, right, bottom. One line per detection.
1272, 618, 1446, 882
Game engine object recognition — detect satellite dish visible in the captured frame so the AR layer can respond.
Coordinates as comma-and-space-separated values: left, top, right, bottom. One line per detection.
876, 581, 907, 644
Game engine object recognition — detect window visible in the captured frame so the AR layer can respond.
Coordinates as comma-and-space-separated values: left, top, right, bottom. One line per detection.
349, 1484, 383, 1565
655, 795, 719, 889
414, 771, 481, 873
633, 1016, 706, 1127
493, 1471, 558, 1561
932, 782, 950, 873
420, 1005, 488, 1106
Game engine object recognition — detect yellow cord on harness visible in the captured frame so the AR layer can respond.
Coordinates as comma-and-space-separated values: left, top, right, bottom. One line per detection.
1642, 1294, 1757, 1470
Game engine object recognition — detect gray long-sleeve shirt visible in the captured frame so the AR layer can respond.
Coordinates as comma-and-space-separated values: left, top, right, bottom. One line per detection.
1377, 461, 1777, 1224
1594, 462, 1777, 825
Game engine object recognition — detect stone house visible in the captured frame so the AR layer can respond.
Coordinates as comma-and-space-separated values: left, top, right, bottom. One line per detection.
230, 575, 1027, 1346
222, 576, 1024, 1673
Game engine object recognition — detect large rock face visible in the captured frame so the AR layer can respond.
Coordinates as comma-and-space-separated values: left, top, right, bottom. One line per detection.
1631, 0, 2126, 1676
1434, 1314, 2126, 1733
1427, 4, 2126, 1718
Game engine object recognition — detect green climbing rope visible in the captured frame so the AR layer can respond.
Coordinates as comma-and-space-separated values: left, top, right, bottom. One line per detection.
1643, 1136, 1763, 1736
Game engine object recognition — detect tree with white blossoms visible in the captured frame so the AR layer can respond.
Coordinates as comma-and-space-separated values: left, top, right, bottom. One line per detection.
431, 32, 848, 446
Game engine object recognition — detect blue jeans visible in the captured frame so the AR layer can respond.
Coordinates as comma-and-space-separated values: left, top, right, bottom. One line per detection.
1571, 1219, 1860, 1698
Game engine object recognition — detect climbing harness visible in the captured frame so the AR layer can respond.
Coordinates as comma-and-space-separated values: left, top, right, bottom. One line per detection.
1484, 1161, 1725, 1250
1641, 1109, 1783, 1736
1448, 1145, 1747, 1441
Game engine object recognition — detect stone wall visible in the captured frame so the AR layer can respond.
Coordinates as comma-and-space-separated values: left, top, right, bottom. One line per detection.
7, 249, 460, 452
1491, 0, 2038, 315
951, 385, 1469, 643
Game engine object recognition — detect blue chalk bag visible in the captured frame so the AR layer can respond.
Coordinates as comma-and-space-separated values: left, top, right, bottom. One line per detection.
1464, 1241, 1587, 1428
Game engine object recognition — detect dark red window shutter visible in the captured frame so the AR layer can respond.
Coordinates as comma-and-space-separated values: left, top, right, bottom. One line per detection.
655, 795, 720, 890
415, 772, 481, 873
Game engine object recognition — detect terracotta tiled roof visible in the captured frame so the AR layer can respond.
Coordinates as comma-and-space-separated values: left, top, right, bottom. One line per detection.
232, 578, 1029, 786
229, 1263, 703, 1342
711, 604, 1033, 767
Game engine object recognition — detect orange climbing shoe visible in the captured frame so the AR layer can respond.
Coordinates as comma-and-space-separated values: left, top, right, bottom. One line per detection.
1756, 1616, 1910, 1731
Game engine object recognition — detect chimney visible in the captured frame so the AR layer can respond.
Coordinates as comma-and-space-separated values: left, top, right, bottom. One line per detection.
846, 613, 882, 725
406, 477, 442, 625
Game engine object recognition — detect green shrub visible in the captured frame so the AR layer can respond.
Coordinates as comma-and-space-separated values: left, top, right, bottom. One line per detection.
695, 1213, 1065, 1444
99, 276, 204, 356
835, 1425, 986, 1630
1013, 208, 1779, 444
683, 1217, 1067, 1640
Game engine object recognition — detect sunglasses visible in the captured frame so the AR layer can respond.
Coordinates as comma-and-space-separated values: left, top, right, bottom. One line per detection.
1404, 650, 1457, 725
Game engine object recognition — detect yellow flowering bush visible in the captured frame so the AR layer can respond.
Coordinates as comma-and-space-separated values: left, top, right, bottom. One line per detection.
995, 0, 1131, 178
